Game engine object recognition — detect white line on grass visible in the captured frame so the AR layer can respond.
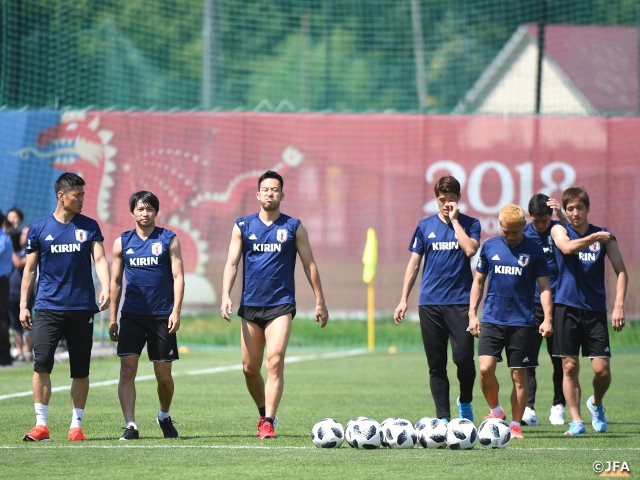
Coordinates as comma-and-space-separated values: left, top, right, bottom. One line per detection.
0, 349, 368, 401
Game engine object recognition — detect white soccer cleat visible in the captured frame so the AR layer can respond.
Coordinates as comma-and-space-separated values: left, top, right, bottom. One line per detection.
549, 404, 565, 425
522, 407, 539, 426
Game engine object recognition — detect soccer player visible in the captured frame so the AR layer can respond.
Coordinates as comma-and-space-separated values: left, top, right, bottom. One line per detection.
469, 204, 553, 440
20, 172, 110, 442
109, 191, 184, 440
522, 194, 567, 426
221, 170, 329, 439
550, 186, 627, 436
394, 175, 480, 423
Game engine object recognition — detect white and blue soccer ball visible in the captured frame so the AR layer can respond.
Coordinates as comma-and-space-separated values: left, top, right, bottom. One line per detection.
446, 418, 478, 450
477, 418, 511, 449
416, 417, 448, 449
379, 418, 399, 447
311, 418, 345, 448
382, 418, 416, 449
345, 417, 383, 450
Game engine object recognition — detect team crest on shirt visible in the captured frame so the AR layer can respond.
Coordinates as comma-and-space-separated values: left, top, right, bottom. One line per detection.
75, 229, 87, 243
589, 242, 600, 253
518, 254, 530, 267
276, 229, 288, 243
151, 242, 163, 256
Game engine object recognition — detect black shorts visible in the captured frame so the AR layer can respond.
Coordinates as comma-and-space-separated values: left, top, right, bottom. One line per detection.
32, 309, 95, 377
478, 322, 538, 369
117, 313, 179, 362
552, 304, 610, 358
238, 304, 296, 329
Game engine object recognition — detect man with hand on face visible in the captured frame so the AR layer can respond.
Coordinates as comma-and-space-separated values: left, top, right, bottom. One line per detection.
394, 175, 481, 424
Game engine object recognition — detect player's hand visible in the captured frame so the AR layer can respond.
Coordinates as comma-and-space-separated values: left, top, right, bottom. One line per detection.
446, 202, 460, 221
109, 322, 119, 342
98, 289, 110, 311
19, 308, 32, 331
468, 316, 481, 337
592, 231, 613, 245
539, 319, 553, 338
611, 306, 625, 332
547, 198, 561, 215
220, 297, 233, 322
393, 302, 407, 325
315, 302, 328, 328
168, 313, 180, 334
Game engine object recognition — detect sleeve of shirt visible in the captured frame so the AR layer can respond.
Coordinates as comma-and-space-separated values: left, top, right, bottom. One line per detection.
469, 217, 481, 242
533, 250, 550, 278
25, 224, 40, 253
476, 243, 488, 274
408, 224, 424, 255
93, 221, 104, 242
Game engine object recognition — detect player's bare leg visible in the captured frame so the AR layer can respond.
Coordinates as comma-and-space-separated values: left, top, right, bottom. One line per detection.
119, 355, 139, 423
32, 371, 52, 405
263, 314, 293, 420
478, 356, 500, 409
241, 319, 267, 410
562, 356, 582, 422
70, 377, 89, 409
510, 368, 528, 423
590, 358, 611, 406
154, 361, 174, 413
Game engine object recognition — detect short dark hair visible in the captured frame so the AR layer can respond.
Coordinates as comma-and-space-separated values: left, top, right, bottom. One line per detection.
7, 207, 24, 223
433, 175, 461, 197
129, 191, 160, 213
54, 172, 85, 195
562, 186, 590, 211
258, 170, 284, 190
528, 193, 552, 216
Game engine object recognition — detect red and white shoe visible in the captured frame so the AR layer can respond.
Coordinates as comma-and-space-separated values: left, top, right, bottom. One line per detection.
258, 421, 277, 439
23, 425, 50, 442
510, 424, 524, 439
484, 408, 506, 421
68, 427, 88, 441
256, 416, 278, 436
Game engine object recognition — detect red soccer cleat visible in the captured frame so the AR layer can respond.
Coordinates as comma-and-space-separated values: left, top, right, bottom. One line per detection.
68, 427, 88, 441
484, 408, 506, 421
258, 421, 277, 439
23, 425, 50, 442
510, 424, 524, 439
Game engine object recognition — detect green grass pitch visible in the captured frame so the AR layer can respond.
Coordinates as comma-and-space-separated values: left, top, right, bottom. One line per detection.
1, 347, 638, 479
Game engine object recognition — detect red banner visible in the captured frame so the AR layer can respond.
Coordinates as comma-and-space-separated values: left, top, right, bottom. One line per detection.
31, 112, 639, 315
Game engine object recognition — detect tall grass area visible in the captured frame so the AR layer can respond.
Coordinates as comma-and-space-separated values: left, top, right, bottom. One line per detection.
178, 314, 640, 352
0, 349, 638, 479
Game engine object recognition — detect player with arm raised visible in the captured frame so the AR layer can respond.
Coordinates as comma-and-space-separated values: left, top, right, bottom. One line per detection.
109, 191, 184, 440
469, 204, 553, 440
221, 170, 328, 439
394, 175, 480, 423
550, 186, 627, 436
521, 194, 567, 426
21, 172, 110, 442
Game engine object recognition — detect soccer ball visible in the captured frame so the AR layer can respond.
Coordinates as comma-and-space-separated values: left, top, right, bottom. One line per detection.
379, 418, 399, 447
345, 417, 383, 450
382, 418, 416, 449
311, 418, 345, 448
446, 418, 478, 450
416, 417, 448, 449
477, 418, 511, 449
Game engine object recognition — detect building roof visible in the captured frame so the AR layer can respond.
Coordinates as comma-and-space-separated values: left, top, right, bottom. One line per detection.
456, 24, 638, 115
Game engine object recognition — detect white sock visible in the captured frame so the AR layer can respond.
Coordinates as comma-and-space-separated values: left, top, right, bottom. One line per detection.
71, 408, 84, 429
510, 421, 521, 428
35, 403, 48, 426
490, 405, 503, 416
158, 410, 170, 421
126, 421, 138, 430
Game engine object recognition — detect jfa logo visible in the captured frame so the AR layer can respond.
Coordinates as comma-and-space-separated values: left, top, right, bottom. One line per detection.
589, 242, 601, 253
276, 229, 288, 243
518, 254, 530, 267
593, 460, 630, 476
151, 242, 163, 256
75, 229, 87, 243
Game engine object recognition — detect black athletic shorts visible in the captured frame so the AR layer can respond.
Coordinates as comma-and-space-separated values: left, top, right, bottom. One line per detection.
117, 313, 179, 362
32, 309, 94, 377
238, 303, 296, 329
478, 322, 538, 369
552, 304, 610, 358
